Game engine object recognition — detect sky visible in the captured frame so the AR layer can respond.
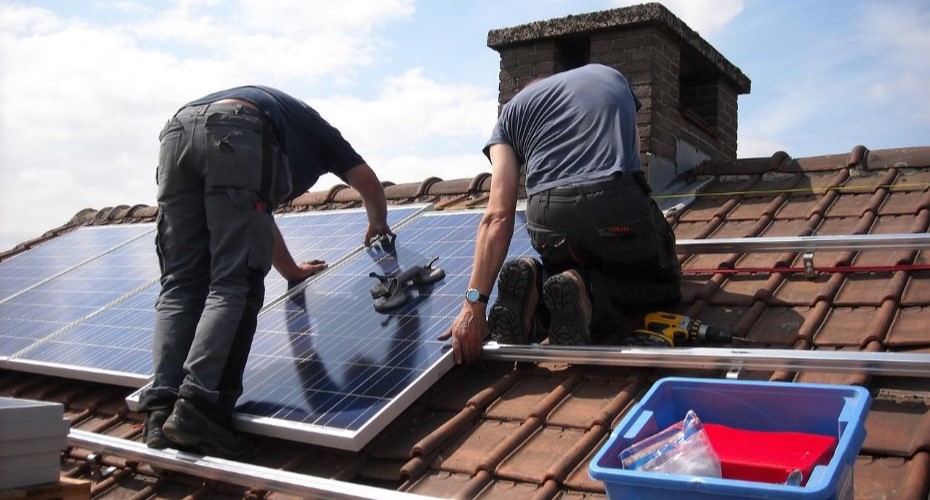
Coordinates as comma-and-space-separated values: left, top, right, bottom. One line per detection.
1, 0, 928, 252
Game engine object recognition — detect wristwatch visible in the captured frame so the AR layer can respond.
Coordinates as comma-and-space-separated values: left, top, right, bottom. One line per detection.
465, 288, 489, 305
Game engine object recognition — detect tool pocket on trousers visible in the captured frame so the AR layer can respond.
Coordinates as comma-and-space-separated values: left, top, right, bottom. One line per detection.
204, 113, 264, 192
529, 226, 573, 264
154, 210, 166, 277
225, 187, 275, 275
156, 119, 184, 186
596, 213, 660, 264
654, 204, 681, 276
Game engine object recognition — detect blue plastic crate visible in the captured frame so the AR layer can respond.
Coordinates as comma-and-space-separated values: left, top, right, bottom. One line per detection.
589, 377, 871, 500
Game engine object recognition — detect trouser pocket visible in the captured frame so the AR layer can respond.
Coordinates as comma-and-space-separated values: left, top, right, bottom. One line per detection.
203, 112, 265, 193
528, 224, 573, 265
595, 210, 660, 265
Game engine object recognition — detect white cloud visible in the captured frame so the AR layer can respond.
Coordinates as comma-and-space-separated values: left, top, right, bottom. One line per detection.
234, 0, 415, 35
859, 2, 930, 122
610, 0, 744, 37
0, 1, 419, 251
0, 1, 487, 251
312, 68, 498, 166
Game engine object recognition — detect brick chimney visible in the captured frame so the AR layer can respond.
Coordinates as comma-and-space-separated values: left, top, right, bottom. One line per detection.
487, 3, 751, 190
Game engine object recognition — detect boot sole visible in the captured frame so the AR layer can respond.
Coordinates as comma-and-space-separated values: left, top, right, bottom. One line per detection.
488, 259, 537, 344
544, 274, 590, 346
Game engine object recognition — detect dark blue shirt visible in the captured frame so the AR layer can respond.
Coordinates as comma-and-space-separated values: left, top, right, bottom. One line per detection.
484, 64, 642, 196
185, 86, 364, 202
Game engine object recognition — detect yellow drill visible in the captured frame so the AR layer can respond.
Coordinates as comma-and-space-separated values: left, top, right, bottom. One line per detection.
630, 311, 734, 347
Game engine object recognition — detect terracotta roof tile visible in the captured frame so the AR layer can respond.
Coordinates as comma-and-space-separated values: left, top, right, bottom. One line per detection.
833, 273, 898, 306
710, 274, 780, 307
863, 397, 930, 456
867, 146, 930, 169
744, 305, 809, 345
485, 371, 580, 422
546, 377, 638, 429
887, 306, 930, 347
562, 435, 610, 493
854, 454, 930, 500
405, 470, 474, 498
434, 419, 524, 475
494, 426, 588, 483
814, 303, 895, 346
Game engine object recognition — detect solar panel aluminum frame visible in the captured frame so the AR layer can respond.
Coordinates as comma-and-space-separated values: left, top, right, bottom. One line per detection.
233, 350, 454, 451
6, 357, 151, 387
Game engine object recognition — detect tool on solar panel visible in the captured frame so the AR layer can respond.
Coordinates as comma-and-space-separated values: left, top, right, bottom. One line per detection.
369, 233, 397, 253
369, 257, 445, 312
626, 311, 756, 347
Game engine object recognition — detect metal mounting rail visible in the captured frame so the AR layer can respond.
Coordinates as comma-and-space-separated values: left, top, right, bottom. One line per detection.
676, 233, 930, 254
67, 430, 433, 500
481, 343, 930, 378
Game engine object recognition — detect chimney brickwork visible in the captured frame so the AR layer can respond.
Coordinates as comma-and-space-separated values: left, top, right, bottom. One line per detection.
488, 3, 750, 166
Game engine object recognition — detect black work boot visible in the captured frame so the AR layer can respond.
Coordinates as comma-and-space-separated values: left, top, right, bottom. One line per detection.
142, 409, 172, 449
543, 269, 592, 345
488, 257, 541, 344
162, 398, 254, 459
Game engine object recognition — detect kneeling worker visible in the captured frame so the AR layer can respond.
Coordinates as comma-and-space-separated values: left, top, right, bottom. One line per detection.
443, 64, 681, 365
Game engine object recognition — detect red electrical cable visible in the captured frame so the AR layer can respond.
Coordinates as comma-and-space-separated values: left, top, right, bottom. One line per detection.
682, 263, 930, 275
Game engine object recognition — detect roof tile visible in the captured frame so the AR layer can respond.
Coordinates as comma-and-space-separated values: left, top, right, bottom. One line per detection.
485, 371, 579, 421
744, 305, 809, 345
887, 306, 930, 347
863, 398, 930, 456
853, 454, 930, 500
546, 378, 639, 429
814, 303, 895, 346
435, 420, 523, 474
404, 470, 474, 498
495, 426, 588, 483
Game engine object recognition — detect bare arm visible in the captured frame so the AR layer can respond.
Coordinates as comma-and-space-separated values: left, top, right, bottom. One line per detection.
343, 163, 394, 246
441, 144, 520, 364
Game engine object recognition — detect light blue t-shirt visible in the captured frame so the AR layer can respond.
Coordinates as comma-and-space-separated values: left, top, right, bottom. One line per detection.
484, 64, 642, 196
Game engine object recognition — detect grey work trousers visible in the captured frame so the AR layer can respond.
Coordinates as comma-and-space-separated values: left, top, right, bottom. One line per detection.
526, 172, 682, 336
138, 102, 282, 424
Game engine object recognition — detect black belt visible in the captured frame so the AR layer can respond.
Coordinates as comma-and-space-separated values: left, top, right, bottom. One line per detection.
544, 172, 647, 197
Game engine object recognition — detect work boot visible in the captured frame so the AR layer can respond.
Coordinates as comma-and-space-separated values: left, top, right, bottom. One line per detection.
488, 257, 541, 344
543, 269, 592, 346
162, 398, 254, 459
142, 409, 172, 449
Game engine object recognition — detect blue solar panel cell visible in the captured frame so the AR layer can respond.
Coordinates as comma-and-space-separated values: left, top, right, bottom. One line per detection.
0, 225, 153, 303
0, 229, 158, 358
233, 210, 536, 448
265, 207, 422, 302
16, 283, 159, 380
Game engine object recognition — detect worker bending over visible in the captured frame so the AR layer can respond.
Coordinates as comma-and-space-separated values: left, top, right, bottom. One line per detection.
138, 86, 393, 457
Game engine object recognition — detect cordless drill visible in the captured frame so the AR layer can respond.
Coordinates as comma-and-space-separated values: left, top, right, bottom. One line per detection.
629, 311, 734, 347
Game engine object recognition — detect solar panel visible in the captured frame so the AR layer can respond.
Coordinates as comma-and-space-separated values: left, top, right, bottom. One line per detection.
230, 209, 535, 450
265, 206, 425, 304
0, 225, 153, 303
0, 226, 158, 359
9, 283, 160, 386
6, 207, 425, 385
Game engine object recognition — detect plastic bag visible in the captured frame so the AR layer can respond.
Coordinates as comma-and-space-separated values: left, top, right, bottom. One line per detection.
619, 410, 722, 478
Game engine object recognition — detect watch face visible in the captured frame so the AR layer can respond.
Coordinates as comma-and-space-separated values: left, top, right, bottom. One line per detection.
465, 288, 480, 303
